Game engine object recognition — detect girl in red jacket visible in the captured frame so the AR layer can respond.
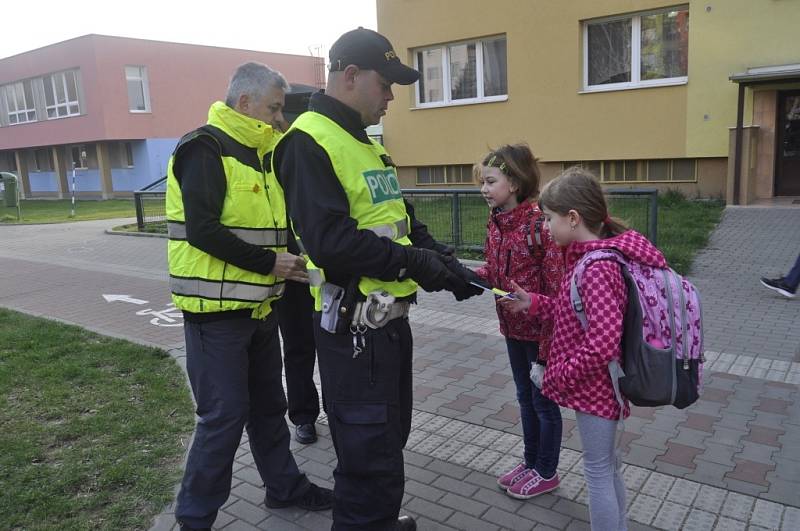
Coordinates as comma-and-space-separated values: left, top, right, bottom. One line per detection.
504, 168, 667, 530
473, 144, 566, 500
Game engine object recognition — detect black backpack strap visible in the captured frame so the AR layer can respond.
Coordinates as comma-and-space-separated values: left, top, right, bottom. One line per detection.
525, 208, 546, 258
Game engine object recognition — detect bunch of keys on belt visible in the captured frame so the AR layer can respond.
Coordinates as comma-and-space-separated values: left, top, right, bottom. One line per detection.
469, 281, 519, 300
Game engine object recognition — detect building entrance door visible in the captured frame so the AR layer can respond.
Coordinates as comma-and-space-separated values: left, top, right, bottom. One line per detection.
775, 90, 800, 196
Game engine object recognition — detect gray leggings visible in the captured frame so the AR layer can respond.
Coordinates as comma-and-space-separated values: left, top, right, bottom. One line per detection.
576, 411, 628, 531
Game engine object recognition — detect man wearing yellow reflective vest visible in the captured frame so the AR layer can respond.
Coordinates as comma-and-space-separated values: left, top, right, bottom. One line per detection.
274, 29, 483, 531
166, 63, 332, 531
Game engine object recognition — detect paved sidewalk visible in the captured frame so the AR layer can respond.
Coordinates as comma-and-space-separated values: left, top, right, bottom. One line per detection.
0, 208, 798, 530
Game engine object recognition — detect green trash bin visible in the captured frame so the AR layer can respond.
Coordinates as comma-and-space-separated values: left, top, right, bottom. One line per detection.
2, 173, 19, 208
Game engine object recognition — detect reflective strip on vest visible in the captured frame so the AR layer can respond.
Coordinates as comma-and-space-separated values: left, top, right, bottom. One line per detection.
302, 218, 408, 288
308, 269, 324, 287
369, 218, 409, 240
168, 221, 288, 246
170, 276, 285, 302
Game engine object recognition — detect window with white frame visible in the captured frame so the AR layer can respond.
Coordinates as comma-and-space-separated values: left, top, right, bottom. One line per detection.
3, 80, 37, 124
416, 164, 474, 185
415, 35, 507, 107
43, 70, 81, 118
125, 66, 151, 112
584, 6, 689, 91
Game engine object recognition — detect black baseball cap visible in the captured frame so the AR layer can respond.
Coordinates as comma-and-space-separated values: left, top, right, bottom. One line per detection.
329, 27, 420, 85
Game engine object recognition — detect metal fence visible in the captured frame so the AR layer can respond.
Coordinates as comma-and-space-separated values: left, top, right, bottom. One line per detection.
134, 184, 658, 252
133, 178, 167, 232
404, 187, 658, 252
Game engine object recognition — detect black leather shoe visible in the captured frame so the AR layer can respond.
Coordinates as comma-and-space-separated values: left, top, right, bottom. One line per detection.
264, 483, 333, 511
396, 515, 417, 530
295, 423, 317, 444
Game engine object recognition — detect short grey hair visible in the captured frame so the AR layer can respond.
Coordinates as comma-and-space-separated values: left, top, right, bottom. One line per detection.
225, 62, 290, 107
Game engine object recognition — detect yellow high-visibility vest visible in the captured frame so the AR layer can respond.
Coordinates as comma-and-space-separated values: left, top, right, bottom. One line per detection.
166, 101, 288, 319
279, 111, 417, 311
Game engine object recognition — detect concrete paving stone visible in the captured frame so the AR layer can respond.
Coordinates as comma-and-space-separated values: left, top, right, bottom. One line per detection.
224, 499, 270, 526
220, 519, 263, 531
558, 473, 586, 501
491, 432, 523, 453
622, 465, 651, 491
412, 516, 458, 530
558, 448, 582, 472
665, 478, 701, 506
296, 445, 335, 465
419, 414, 452, 433
750, 498, 785, 529
447, 443, 486, 467
697, 440, 742, 465
713, 516, 746, 531
633, 426, 675, 450
575, 485, 589, 506
641, 472, 675, 499
444, 511, 500, 531
452, 423, 487, 443
464, 470, 501, 491
709, 426, 748, 448
473, 486, 526, 513
413, 433, 448, 455
432, 474, 480, 499
654, 461, 697, 478
763, 476, 800, 507
743, 419, 786, 448
486, 453, 521, 478
405, 479, 447, 503
651, 500, 690, 531
680, 412, 717, 433
782, 506, 800, 531
628, 494, 662, 526
482, 506, 540, 530
691, 484, 728, 513
471, 428, 503, 448
230, 482, 265, 506
439, 492, 490, 517
405, 497, 455, 523
681, 509, 717, 531
297, 458, 334, 482
406, 429, 430, 451
733, 441, 778, 465
550, 498, 590, 523
516, 500, 574, 529
726, 457, 775, 486
430, 438, 467, 462
428, 458, 473, 480
404, 463, 440, 485
624, 444, 667, 469
564, 522, 591, 531
721, 491, 756, 522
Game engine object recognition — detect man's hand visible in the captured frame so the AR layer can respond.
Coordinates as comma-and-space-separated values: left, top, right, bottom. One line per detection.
271, 253, 309, 283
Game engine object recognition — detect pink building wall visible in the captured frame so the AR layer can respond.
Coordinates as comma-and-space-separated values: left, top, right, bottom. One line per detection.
0, 34, 324, 150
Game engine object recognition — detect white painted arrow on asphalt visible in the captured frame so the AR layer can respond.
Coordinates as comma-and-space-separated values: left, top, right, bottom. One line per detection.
102, 294, 149, 305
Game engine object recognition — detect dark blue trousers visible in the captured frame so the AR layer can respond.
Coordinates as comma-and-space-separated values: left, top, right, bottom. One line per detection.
506, 338, 563, 479
314, 313, 413, 531
277, 279, 321, 426
175, 314, 310, 528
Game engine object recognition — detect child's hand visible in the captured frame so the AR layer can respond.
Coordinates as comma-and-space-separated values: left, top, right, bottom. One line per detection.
498, 280, 532, 313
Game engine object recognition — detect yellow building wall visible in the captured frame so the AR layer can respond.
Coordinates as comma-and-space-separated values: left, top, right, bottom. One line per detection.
378, 0, 800, 168
685, 0, 800, 157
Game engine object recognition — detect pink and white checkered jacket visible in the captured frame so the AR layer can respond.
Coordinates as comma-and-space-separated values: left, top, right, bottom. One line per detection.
529, 230, 667, 420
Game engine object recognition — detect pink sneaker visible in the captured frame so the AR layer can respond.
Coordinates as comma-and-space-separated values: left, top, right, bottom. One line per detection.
506, 469, 560, 499
497, 463, 531, 490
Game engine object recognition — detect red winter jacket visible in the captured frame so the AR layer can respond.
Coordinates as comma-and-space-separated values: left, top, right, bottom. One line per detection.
530, 230, 667, 420
475, 201, 564, 354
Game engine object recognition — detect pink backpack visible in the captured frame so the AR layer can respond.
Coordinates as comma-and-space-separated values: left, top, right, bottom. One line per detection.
571, 249, 704, 410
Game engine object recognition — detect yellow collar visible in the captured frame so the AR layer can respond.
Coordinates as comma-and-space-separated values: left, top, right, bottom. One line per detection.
207, 101, 280, 156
